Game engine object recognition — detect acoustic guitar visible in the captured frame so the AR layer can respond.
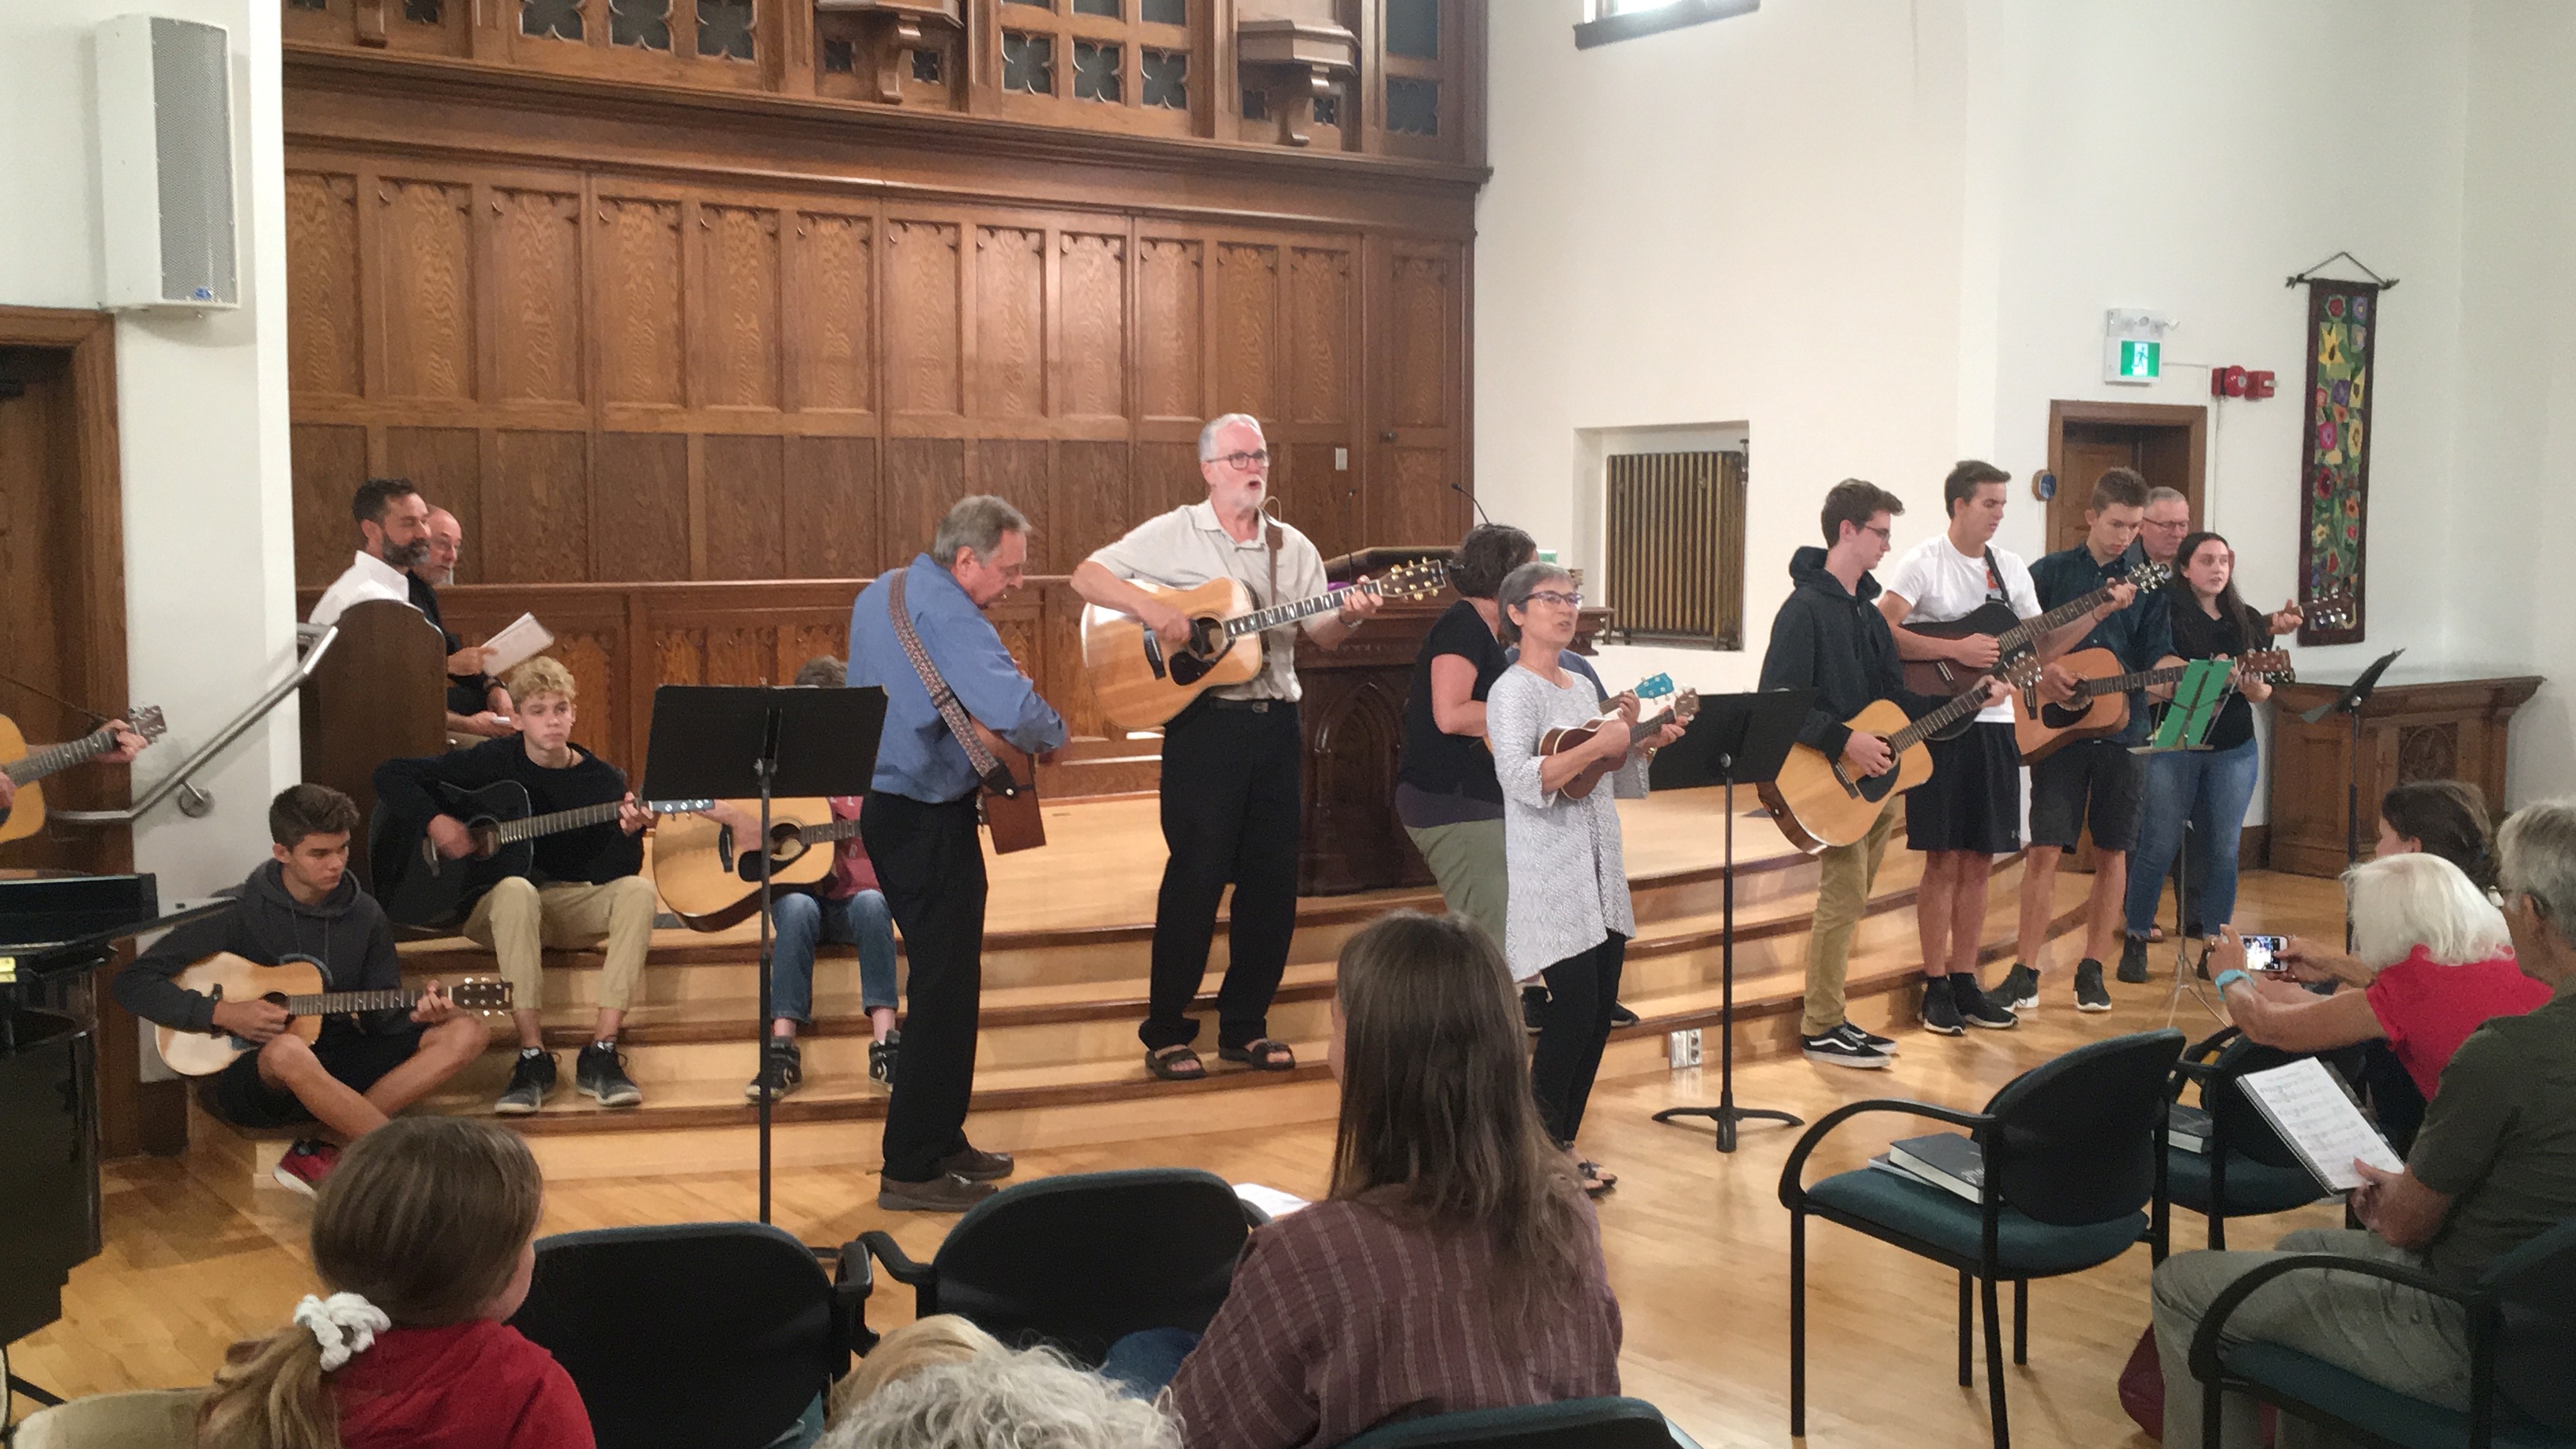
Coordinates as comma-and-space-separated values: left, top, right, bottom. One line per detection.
969, 721, 1045, 855
651, 796, 843, 932
153, 952, 513, 1077
1899, 560, 2171, 696
2011, 648, 2294, 762
1762, 653, 2045, 853
1538, 674, 1702, 801
1, 706, 168, 845
370, 780, 714, 930
1080, 560, 1449, 730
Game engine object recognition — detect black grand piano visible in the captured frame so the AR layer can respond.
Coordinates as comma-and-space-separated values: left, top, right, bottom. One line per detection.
0, 872, 204, 1405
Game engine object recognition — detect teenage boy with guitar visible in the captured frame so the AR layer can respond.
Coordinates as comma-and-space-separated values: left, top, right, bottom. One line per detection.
1763, 480, 2005, 1067
1999, 467, 2182, 1013
114, 784, 486, 1195
374, 656, 657, 1114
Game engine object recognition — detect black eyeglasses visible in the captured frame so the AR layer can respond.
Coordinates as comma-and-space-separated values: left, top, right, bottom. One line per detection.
1524, 589, 1584, 609
1215, 450, 1270, 469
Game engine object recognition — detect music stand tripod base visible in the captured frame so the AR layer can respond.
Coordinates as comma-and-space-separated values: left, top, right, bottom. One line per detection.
1645, 688, 1814, 1153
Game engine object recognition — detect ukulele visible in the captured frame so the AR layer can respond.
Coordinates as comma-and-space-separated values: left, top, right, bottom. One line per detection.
154, 952, 513, 1077
0, 707, 167, 845
1539, 674, 1702, 801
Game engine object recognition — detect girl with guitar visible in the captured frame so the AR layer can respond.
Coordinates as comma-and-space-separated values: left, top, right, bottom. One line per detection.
1487, 562, 1685, 1196
2119, 531, 2283, 974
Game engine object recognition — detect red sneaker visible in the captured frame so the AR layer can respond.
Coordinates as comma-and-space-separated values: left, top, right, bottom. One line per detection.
272, 1140, 340, 1197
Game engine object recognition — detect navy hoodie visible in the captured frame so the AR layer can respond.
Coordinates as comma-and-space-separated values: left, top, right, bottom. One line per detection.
1758, 546, 1948, 758
116, 860, 404, 1035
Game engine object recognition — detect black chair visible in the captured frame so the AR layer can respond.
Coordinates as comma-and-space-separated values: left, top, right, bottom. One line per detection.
2168, 1028, 2332, 1250
2189, 1218, 2576, 1448
508, 1221, 870, 1449
1779, 1029, 2184, 1449
1333, 1397, 1697, 1449
853, 1167, 1254, 1366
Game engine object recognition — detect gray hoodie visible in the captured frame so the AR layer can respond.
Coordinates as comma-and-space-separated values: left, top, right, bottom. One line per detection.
114, 860, 404, 1035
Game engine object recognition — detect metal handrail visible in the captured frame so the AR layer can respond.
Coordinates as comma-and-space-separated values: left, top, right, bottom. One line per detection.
52, 624, 340, 826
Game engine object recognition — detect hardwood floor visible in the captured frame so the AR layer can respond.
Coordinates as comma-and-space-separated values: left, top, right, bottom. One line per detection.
8, 869, 2350, 1448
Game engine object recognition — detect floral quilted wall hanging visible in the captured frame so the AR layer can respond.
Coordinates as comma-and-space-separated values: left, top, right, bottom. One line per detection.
2297, 279, 2377, 645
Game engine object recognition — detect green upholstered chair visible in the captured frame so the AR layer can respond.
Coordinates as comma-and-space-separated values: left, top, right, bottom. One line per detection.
2168, 1028, 2333, 1250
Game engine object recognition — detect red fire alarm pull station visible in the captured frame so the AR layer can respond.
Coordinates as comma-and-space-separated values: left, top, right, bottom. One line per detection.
2211, 366, 2277, 400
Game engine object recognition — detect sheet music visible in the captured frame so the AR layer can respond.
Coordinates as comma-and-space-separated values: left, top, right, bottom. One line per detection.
2238, 1057, 2404, 1192
479, 613, 557, 677
1233, 1182, 1310, 1219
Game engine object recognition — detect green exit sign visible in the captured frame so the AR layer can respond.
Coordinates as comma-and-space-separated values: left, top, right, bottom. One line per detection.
2119, 340, 2162, 379
2104, 309, 2174, 386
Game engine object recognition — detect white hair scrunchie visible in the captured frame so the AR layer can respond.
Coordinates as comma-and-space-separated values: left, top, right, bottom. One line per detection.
293, 1292, 391, 1372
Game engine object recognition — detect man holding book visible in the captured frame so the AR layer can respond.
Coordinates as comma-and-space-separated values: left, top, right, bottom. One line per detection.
2148, 796, 2576, 1446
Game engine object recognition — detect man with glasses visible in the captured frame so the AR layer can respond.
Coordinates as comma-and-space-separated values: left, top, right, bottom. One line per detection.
1072, 413, 1384, 1084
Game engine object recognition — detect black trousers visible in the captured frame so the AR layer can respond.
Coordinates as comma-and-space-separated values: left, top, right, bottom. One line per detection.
1531, 933, 1626, 1148
861, 791, 985, 1182
1142, 702, 1302, 1053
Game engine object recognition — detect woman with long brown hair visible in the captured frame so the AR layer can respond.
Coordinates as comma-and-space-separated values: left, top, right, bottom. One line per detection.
1160, 911, 1622, 1449
198, 1116, 591, 1449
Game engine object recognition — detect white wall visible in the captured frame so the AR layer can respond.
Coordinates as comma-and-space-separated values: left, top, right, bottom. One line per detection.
1, 0, 299, 902
1480, 0, 2515, 816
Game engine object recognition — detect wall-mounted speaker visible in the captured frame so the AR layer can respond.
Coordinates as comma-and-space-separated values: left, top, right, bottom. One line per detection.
95, 15, 239, 311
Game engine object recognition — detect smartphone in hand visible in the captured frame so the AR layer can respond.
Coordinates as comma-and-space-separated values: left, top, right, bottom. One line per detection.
2240, 933, 2290, 974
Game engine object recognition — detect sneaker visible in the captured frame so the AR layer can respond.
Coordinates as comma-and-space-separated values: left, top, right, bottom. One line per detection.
1951, 975, 2020, 1030
495, 1050, 558, 1115
1836, 1022, 1901, 1057
745, 1039, 802, 1102
1522, 986, 1550, 1035
272, 1140, 340, 1197
1997, 963, 2041, 1011
2074, 959, 2114, 1013
878, 1172, 999, 1213
1919, 975, 1965, 1036
575, 1041, 643, 1108
931, 1143, 1016, 1182
1608, 1002, 1640, 1030
1803, 1030, 1892, 1070
869, 1030, 902, 1087
2118, 935, 2151, 984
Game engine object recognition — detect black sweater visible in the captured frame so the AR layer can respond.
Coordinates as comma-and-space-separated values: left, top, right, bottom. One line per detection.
374, 735, 643, 886
115, 862, 404, 1035
1758, 547, 1948, 757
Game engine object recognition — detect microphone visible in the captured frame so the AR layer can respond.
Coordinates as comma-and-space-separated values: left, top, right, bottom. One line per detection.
1450, 480, 1493, 528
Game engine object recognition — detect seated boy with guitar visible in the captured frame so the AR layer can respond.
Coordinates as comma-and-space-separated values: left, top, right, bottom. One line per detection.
112, 784, 487, 1196
374, 656, 657, 1115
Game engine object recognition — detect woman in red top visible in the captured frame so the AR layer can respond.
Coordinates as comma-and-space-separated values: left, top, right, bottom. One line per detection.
199, 1116, 593, 1449
2211, 852, 2545, 1099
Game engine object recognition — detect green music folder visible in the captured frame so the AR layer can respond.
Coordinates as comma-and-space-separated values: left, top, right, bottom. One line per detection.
2145, 658, 2234, 751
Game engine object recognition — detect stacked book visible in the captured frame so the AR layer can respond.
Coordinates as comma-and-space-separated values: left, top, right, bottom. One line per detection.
1869, 1133, 1987, 1204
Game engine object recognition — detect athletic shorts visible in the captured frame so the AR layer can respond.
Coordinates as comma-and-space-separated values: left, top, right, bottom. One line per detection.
2027, 738, 2145, 853
209, 1019, 425, 1130
1907, 721, 2021, 856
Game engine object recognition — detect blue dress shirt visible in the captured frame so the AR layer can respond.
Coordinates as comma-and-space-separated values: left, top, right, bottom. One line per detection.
848, 555, 1069, 804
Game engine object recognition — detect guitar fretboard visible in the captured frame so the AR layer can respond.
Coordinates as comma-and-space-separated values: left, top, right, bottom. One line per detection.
282, 988, 425, 1016
3, 728, 116, 788
1994, 568, 2162, 657
2077, 655, 2288, 699
489, 797, 714, 846
1222, 579, 1389, 641
1885, 687, 1995, 755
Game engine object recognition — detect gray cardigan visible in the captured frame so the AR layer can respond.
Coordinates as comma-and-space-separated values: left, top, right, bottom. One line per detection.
1487, 662, 1650, 982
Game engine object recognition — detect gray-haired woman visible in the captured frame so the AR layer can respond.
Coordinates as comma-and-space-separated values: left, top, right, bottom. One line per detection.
1487, 561, 1683, 1194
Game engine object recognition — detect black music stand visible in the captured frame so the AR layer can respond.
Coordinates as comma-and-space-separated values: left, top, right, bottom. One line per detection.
643, 684, 886, 1224
2299, 649, 2402, 951
1650, 688, 1813, 1153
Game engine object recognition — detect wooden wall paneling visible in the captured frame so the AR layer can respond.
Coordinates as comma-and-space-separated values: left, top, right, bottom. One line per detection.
286, 169, 365, 399
488, 184, 586, 404
973, 220, 1047, 420
1135, 440, 1202, 519
382, 426, 485, 582
1136, 233, 1204, 425
487, 429, 591, 580
1287, 242, 1353, 425
789, 208, 874, 415
1280, 441, 1357, 562
291, 423, 370, 589
882, 437, 965, 567
695, 198, 785, 410
884, 215, 965, 420
1209, 236, 1281, 418
784, 435, 879, 577
1379, 446, 1453, 549
972, 438, 1054, 569
702, 433, 787, 578
592, 431, 692, 580
594, 191, 688, 408
1055, 225, 1128, 425
1053, 440, 1132, 579
1385, 242, 1450, 428
375, 172, 477, 399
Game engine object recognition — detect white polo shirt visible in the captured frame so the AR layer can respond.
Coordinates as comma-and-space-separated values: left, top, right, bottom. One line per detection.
1085, 502, 1330, 702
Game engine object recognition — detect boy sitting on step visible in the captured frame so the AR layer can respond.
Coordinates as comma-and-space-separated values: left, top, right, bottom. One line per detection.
114, 784, 487, 1196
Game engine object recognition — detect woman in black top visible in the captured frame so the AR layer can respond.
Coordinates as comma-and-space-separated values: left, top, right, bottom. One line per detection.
2123, 531, 2276, 948
1397, 525, 1537, 948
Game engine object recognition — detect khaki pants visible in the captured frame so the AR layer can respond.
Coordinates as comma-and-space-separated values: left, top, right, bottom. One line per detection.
2153, 1228, 2470, 1449
1406, 818, 1508, 952
464, 875, 657, 1014
1802, 796, 1900, 1037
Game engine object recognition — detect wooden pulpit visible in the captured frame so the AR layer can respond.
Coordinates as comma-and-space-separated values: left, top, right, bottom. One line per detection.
2265, 668, 2541, 878
299, 599, 448, 887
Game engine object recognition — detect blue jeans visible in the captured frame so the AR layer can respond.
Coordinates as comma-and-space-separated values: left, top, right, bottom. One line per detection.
1100, 1328, 1201, 1399
2124, 739, 2261, 939
769, 889, 898, 1024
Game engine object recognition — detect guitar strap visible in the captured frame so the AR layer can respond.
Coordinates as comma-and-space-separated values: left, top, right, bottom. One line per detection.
1980, 548, 2009, 604
886, 570, 1013, 796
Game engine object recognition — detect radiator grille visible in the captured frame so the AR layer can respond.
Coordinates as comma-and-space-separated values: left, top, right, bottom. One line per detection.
1603, 450, 1745, 648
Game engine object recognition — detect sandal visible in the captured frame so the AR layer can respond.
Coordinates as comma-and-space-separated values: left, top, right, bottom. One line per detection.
1578, 1160, 1618, 1196
1218, 1038, 1297, 1072
1145, 1045, 1206, 1082
2147, 926, 2167, 944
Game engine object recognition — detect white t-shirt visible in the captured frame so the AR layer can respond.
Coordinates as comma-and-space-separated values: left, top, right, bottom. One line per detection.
1882, 533, 2040, 723
308, 550, 414, 628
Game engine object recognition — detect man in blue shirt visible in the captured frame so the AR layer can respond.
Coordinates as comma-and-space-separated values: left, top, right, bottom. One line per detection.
1999, 468, 2179, 1014
848, 495, 1068, 1212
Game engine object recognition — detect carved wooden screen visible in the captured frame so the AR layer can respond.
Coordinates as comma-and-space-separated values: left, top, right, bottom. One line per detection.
1601, 449, 1745, 648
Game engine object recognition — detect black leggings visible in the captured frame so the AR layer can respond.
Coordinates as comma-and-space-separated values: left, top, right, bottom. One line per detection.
1531, 934, 1626, 1148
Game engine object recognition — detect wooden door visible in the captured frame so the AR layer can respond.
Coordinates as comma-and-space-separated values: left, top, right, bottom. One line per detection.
2045, 401, 2208, 556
